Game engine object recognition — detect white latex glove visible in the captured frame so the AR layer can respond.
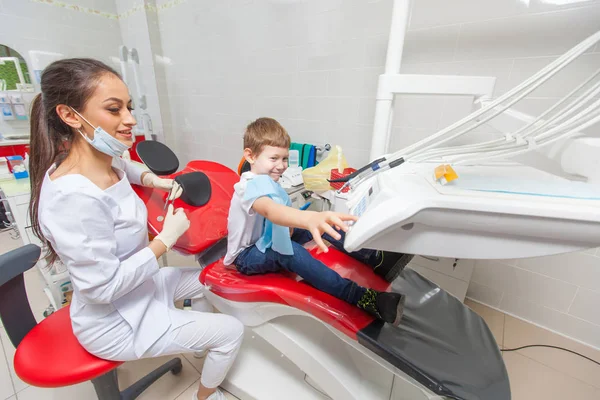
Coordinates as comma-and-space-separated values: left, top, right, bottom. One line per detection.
168, 181, 183, 201
142, 173, 174, 192
155, 204, 190, 250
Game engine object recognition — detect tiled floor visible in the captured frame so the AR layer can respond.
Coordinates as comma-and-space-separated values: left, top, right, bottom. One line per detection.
2, 231, 600, 399
465, 300, 600, 399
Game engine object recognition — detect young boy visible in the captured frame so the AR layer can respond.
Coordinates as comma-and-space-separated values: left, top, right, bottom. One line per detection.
224, 117, 407, 325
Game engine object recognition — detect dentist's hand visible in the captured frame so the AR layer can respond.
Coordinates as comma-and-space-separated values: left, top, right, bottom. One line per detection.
142, 173, 175, 192
154, 204, 190, 251
168, 181, 183, 202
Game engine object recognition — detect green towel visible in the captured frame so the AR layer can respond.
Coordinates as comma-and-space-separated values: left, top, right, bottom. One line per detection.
290, 142, 316, 169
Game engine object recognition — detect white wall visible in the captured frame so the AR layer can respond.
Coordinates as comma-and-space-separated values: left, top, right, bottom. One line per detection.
0, 0, 122, 136
155, 0, 399, 168
0, 1, 120, 62
153, 0, 600, 349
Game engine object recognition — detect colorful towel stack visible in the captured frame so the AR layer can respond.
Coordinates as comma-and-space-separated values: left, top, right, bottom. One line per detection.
290, 142, 317, 169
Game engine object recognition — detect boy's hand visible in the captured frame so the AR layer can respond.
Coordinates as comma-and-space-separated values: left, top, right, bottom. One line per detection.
252, 198, 358, 252
305, 211, 358, 253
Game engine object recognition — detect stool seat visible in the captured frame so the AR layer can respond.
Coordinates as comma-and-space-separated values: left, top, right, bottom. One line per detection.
14, 306, 122, 388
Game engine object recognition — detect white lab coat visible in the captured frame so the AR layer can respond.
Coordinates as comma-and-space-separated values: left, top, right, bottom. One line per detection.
38, 158, 193, 360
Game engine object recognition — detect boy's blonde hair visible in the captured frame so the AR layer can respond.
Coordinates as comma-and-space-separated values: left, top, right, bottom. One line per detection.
244, 117, 291, 155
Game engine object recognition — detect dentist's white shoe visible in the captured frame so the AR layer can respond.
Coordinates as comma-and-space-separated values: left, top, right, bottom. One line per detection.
193, 349, 207, 359
192, 388, 227, 400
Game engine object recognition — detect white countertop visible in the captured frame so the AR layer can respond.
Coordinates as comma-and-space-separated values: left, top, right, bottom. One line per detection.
0, 139, 30, 146
0, 177, 30, 196
0, 159, 146, 197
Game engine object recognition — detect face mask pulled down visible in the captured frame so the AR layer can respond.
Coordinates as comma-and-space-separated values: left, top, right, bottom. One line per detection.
70, 107, 130, 158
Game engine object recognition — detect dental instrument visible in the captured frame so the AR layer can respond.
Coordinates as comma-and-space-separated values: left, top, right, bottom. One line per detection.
342, 23, 600, 260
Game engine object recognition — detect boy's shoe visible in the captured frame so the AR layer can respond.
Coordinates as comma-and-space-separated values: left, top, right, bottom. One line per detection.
357, 289, 405, 326
373, 251, 414, 283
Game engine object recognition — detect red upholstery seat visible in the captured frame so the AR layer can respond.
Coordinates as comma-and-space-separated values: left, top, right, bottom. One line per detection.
14, 306, 122, 388
201, 246, 390, 339
133, 161, 239, 255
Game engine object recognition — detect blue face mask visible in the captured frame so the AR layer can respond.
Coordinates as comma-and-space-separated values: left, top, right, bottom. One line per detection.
70, 107, 130, 158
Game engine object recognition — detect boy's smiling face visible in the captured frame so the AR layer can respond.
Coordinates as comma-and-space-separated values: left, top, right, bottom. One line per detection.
245, 145, 289, 182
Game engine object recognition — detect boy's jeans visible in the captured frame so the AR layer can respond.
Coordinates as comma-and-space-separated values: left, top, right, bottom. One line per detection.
234, 229, 379, 305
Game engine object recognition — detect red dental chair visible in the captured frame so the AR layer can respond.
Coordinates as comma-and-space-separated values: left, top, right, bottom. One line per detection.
131, 143, 511, 400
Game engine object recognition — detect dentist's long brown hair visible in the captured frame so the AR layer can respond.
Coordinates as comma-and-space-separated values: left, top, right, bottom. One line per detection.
29, 58, 121, 264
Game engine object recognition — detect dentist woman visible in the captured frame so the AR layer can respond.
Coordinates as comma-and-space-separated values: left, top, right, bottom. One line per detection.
28, 58, 242, 400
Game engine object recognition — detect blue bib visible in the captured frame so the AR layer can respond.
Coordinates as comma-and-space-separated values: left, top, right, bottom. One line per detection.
244, 175, 294, 255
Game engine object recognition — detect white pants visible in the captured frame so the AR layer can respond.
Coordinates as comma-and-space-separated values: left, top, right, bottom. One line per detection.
142, 268, 244, 388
